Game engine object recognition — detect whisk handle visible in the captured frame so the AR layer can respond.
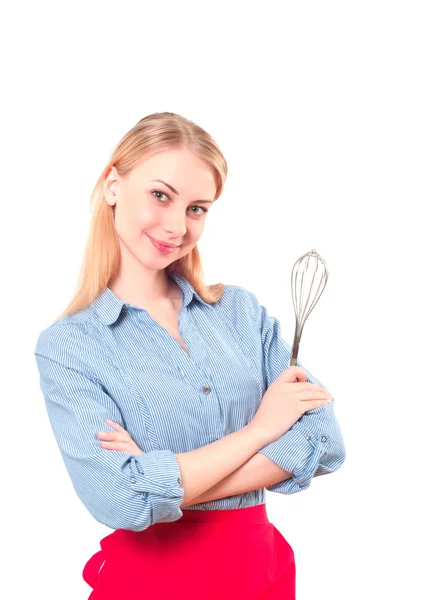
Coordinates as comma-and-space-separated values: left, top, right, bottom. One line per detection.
289, 334, 300, 367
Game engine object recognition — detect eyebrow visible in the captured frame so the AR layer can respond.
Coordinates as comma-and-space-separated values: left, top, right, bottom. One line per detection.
150, 179, 214, 203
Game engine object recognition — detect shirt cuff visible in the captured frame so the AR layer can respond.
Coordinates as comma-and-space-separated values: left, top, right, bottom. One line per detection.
258, 420, 327, 493
128, 449, 184, 522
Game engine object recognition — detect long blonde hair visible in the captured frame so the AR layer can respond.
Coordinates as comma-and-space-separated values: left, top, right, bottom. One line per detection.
53, 112, 228, 324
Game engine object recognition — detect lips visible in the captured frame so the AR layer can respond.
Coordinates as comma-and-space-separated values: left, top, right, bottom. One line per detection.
146, 234, 180, 248
146, 234, 180, 255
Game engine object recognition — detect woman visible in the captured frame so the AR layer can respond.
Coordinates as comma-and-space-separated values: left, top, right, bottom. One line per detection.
34, 112, 346, 599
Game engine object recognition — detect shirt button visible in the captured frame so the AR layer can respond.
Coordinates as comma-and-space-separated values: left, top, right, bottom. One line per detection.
306, 435, 311, 441
129, 477, 136, 483
321, 435, 328, 443
202, 385, 211, 394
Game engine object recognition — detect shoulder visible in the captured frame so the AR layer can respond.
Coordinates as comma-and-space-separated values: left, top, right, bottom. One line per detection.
34, 310, 102, 380
35, 313, 86, 353
217, 283, 262, 322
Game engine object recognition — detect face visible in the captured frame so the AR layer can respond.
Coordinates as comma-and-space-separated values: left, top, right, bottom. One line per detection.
104, 148, 217, 271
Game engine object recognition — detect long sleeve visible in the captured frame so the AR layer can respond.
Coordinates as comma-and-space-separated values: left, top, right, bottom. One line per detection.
34, 325, 184, 531
242, 288, 346, 494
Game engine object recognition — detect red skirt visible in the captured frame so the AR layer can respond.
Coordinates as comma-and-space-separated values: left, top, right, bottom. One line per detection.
83, 503, 295, 599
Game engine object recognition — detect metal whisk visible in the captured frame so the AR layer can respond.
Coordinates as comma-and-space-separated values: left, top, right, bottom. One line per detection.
289, 249, 329, 367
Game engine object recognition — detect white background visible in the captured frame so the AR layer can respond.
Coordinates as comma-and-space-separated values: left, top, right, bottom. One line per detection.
2, 1, 419, 598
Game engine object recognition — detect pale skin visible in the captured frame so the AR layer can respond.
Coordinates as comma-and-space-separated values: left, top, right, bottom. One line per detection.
99, 146, 293, 506
103, 146, 217, 313
97, 420, 293, 507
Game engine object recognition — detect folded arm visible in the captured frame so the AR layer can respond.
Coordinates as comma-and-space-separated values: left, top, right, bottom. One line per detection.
181, 451, 292, 507
182, 397, 345, 506
229, 287, 347, 496
35, 325, 184, 532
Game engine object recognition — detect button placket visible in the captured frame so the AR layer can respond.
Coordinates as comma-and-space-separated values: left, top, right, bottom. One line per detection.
200, 381, 222, 440
179, 311, 208, 372
174, 313, 213, 385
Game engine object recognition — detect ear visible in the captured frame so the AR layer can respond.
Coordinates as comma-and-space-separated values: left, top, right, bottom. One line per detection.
103, 166, 119, 206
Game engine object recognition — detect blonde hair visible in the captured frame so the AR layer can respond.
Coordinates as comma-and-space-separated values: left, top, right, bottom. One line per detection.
53, 112, 228, 324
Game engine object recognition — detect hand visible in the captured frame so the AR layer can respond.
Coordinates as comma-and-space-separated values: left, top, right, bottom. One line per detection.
249, 366, 333, 444
96, 419, 144, 456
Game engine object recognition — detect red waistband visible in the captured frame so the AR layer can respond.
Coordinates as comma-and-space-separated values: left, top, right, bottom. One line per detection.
99, 503, 269, 556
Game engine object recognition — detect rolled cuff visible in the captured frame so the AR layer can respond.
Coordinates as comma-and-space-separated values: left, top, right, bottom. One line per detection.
258, 421, 327, 494
129, 449, 184, 523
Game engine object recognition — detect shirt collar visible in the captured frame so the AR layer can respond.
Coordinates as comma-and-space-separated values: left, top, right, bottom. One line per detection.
92, 272, 210, 326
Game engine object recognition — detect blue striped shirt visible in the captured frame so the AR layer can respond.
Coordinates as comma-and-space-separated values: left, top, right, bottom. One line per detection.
34, 272, 346, 532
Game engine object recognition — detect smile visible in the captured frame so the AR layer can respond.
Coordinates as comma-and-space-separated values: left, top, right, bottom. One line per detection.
146, 234, 180, 254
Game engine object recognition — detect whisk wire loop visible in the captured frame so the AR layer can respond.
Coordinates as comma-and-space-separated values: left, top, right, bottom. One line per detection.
290, 249, 328, 367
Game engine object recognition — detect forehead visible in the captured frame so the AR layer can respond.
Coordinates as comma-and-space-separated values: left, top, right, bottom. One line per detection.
129, 149, 216, 196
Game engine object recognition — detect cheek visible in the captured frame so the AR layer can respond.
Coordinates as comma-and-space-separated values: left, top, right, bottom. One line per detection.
194, 221, 206, 236
121, 205, 156, 236
140, 203, 163, 226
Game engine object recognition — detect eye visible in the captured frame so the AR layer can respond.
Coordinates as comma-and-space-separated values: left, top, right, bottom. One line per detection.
151, 190, 208, 216
152, 190, 169, 202
189, 205, 208, 215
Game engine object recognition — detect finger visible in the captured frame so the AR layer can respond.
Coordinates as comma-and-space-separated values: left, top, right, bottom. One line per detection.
297, 390, 333, 401
303, 399, 332, 412
281, 366, 307, 383
97, 432, 113, 442
97, 431, 123, 442
293, 383, 329, 393
102, 422, 131, 440
104, 419, 125, 431
97, 431, 132, 444
290, 367, 307, 383
100, 440, 129, 451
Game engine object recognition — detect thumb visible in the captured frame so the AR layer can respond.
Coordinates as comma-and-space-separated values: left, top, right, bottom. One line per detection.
277, 366, 307, 383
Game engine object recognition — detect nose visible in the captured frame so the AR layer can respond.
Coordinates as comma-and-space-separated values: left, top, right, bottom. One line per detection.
162, 208, 188, 238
